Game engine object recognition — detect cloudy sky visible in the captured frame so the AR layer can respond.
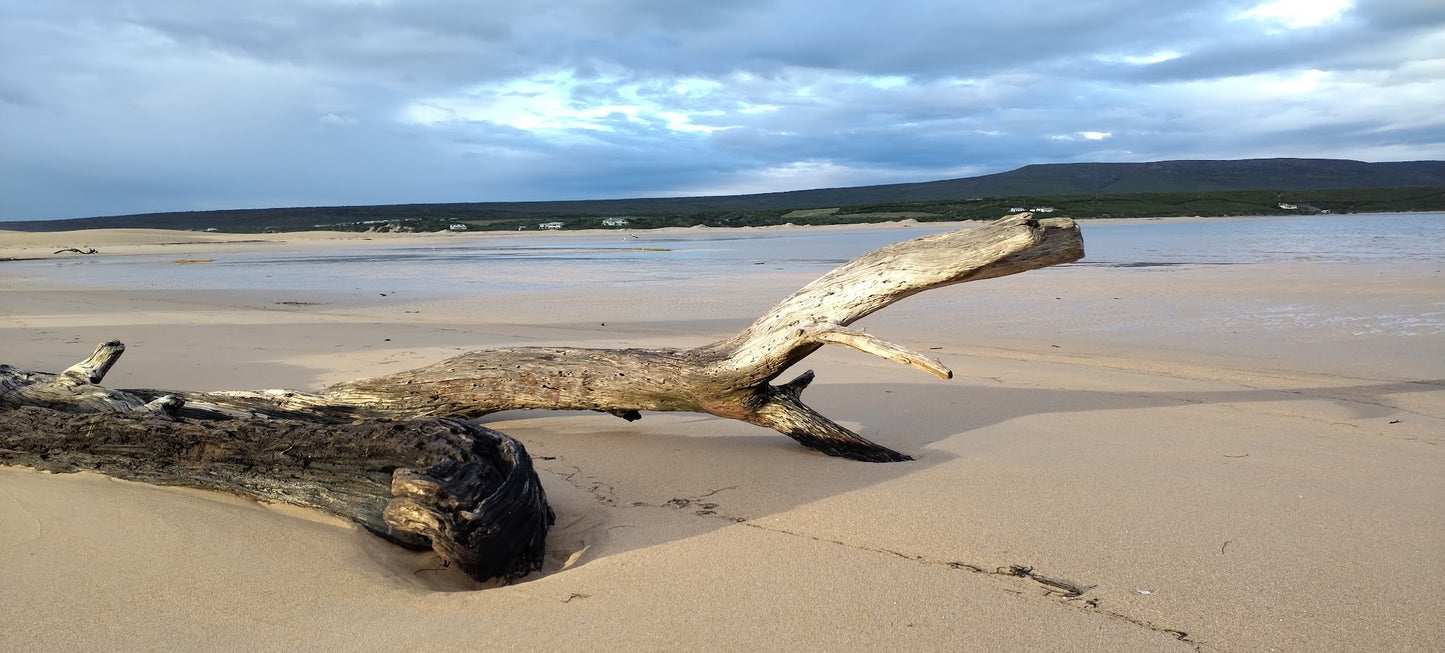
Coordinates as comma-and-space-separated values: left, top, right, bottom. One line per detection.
2, 0, 1443, 220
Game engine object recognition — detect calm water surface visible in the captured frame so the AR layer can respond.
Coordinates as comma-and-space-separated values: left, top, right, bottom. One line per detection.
6, 213, 1442, 299
1078, 212, 1445, 265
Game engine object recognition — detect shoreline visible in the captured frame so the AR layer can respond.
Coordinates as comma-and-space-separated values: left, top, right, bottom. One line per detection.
0, 213, 1374, 261
2, 218, 1442, 651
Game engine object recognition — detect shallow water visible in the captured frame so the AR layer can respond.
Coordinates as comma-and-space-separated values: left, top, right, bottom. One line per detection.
3, 213, 1441, 379
1077, 212, 1445, 265
4, 213, 1442, 300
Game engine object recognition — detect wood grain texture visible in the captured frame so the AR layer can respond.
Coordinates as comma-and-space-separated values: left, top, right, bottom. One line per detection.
324, 214, 1084, 460
1, 214, 1081, 579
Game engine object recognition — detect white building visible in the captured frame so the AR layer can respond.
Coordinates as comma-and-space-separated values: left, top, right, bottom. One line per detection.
601, 217, 630, 227
449, 223, 468, 231
539, 221, 565, 230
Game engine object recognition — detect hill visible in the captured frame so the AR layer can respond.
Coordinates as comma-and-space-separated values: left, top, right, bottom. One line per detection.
3, 158, 1442, 233
899, 158, 1445, 197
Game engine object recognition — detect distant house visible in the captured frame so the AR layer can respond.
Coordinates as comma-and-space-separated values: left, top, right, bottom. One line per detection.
448, 223, 468, 231
1277, 203, 1298, 210
601, 217, 630, 227
1029, 207, 1057, 213
539, 221, 565, 230
1008, 207, 1027, 213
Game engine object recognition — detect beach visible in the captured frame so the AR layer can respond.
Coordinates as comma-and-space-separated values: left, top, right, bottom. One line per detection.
2, 219, 1442, 651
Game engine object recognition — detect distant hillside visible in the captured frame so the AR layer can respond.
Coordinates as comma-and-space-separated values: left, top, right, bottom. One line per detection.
3, 158, 1442, 233
898, 158, 1445, 197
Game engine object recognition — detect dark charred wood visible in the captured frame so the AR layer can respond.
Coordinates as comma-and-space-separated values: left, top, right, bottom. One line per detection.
0, 401, 552, 582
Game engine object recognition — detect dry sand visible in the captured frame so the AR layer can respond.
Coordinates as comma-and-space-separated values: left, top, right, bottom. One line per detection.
2, 224, 1442, 652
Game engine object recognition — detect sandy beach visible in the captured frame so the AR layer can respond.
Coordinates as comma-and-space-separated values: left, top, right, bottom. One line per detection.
2, 222, 1442, 651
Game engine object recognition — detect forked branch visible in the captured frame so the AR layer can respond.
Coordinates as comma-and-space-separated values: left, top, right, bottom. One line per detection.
323, 214, 1084, 460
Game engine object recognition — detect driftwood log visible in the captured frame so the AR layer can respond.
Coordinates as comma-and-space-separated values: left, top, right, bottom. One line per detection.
0, 213, 1083, 580
0, 341, 553, 582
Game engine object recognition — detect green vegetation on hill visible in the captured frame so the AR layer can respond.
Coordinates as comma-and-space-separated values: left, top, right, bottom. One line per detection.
834, 186, 1445, 222
950, 159, 1445, 196
3, 158, 1442, 233
331, 186, 1445, 232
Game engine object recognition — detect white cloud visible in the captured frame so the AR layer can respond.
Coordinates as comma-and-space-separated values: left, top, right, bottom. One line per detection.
1098, 50, 1184, 65
1264, 69, 1330, 94
318, 112, 356, 126
1234, 0, 1353, 29
1050, 132, 1113, 142
738, 103, 782, 115
676, 160, 987, 198
396, 66, 1000, 141
856, 75, 910, 89
398, 70, 742, 134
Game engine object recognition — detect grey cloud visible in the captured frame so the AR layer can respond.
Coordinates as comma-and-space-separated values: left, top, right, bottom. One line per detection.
1352, 0, 1445, 29
1, 0, 1442, 220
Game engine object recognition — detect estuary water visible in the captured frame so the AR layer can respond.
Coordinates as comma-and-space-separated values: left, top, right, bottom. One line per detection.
4, 212, 1442, 379
1077, 212, 1445, 265
4, 212, 1442, 300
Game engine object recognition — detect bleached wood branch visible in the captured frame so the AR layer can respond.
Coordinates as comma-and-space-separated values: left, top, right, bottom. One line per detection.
2, 213, 1082, 579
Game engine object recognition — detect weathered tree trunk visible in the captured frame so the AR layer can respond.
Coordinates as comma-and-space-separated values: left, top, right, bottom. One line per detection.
1, 213, 1082, 579
320, 213, 1084, 461
0, 343, 553, 583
